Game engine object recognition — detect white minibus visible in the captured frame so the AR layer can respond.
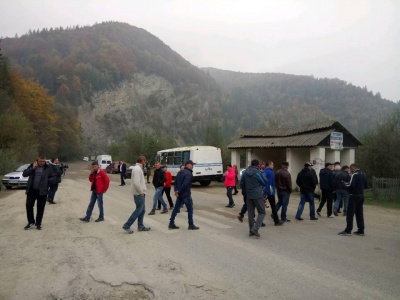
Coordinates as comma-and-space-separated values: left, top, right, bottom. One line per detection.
156, 146, 223, 186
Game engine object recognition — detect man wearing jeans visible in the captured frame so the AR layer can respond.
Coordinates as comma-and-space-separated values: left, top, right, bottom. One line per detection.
333, 165, 350, 216
169, 160, 199, 230
275, 162, 292, 222
80, 161, 110, 223
122, 156, 150, 234
241, 159, 268, 238
148, 162, 168, 215
295, 162, 318, 221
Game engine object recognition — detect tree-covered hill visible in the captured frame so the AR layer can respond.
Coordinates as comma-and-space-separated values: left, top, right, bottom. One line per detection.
1, 21, 396, 155
203, 68, 396, 137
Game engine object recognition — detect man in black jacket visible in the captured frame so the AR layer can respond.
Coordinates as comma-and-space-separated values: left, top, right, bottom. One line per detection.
148, 162, 168, 215
22, 155, 57, 230
295, 162, 318, 221
338, 164, 367, 236
316, 162, 335, 217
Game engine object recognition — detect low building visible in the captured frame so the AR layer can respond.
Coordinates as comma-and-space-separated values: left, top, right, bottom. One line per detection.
228, 120, 361, 189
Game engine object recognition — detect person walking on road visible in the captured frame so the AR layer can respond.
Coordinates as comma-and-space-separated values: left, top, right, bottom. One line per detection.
146, 162, 152, 183
149, 162, 168, 215
263, 161, 284, 226
168, 160, 199, 230
47, 157, 63, 204
161, 165, 174, 209
118, 160, 127, 186
316, 162, 335, 218
333, 165, 350, 216
295, 162, 318, 221
338, 164, 367, 236
224, 164, 236, 208
80, 161, 110, 222
275, 162, 292, 222
122, 156, 151, 234
241, 159, 268, 238
23, 155, 57, 230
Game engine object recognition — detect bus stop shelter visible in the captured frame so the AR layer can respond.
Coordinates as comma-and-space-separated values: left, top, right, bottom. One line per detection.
228, 120, 362, 189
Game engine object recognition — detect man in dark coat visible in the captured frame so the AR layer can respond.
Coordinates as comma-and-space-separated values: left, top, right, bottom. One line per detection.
169, 160, 199, 230
23, 155, 57, 230
295, 162, 318, 221
316, 162, 335, 217
119, 160, 127, 186
338, 164, 368, 236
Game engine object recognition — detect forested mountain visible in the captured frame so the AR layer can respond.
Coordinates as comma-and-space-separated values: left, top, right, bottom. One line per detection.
1, 21, 396, 159
203, 68, 397, 137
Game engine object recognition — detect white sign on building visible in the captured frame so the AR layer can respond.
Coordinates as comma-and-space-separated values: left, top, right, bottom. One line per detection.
330, 132, 343, 150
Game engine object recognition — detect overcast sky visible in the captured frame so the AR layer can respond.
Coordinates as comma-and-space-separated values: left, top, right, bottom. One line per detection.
1, 0, 399, 102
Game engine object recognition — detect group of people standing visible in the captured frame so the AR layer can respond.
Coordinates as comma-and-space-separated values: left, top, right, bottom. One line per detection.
227, 159, 367, 238
23, 155, 366, 239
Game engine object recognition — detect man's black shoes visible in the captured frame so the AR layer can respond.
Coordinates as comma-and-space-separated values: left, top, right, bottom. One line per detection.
79, 217, 90, 222
295, 217, 304, 221
95, 218, 104, 222
24, 223, 35, 230
188, 225, 199, 230
168, 224, 179, 229
250, 228, 260, 238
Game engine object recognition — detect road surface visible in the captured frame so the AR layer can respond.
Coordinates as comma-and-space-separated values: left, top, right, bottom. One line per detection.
0, 162, 399, 300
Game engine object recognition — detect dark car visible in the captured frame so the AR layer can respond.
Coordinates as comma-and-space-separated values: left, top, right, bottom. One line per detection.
105, 162, 119, 174
2, 164, 30, 189
125, 164, 147, 179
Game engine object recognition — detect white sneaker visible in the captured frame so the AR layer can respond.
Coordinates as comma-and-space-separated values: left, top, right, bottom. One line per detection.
328, 215, 334, 218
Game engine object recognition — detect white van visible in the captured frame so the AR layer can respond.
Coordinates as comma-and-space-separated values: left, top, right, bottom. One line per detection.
96, 155, 112, 170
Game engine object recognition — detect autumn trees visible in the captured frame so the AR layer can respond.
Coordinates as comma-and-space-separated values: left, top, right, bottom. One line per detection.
0, 48, 81, 174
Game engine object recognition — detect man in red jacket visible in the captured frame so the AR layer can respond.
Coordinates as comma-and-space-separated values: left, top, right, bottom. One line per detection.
80, 161, 110, 222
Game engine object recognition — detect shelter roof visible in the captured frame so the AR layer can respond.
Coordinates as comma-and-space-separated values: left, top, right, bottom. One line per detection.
228, 120, 361, 149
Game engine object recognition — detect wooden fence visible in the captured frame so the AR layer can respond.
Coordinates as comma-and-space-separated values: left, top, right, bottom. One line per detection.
372, 177, 400, 202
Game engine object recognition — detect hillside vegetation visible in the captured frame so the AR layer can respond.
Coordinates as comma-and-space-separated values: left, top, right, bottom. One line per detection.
1, 21, 396, 160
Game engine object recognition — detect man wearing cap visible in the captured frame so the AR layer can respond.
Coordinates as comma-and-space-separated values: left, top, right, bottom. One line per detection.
295, 162, 318, 221
338, 164, 367, 236
168, 160, 199, 230
275, 162, 292, 222
333, 165, 350, 216
316, 162, 335, 218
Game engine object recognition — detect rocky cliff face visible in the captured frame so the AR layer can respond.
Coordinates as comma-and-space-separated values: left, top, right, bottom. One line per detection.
78, 72, 223, 152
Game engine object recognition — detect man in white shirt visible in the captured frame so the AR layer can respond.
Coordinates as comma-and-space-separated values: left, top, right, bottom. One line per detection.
122, 156, 151, 234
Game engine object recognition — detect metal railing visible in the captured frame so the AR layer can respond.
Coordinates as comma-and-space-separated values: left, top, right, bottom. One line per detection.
372, 177, 400, 202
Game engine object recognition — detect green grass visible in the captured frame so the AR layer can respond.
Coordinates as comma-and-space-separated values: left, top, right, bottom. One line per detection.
364, 188, 400, 209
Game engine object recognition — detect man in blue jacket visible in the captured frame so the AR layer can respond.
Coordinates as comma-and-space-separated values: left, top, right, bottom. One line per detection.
263, 161, 284, 226
168, 160, 199, 230
241, 159, 268, 238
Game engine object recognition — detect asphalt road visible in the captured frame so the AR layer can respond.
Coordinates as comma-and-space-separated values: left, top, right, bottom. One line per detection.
0, 161, 399, 300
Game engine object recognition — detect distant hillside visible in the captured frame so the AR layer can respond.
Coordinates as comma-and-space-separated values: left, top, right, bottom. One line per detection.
1, 22, 225, 151
203, 67, 397, 137
1, 21, 396, 154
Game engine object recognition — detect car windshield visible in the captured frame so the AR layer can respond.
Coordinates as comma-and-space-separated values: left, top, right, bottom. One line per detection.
16, 164, 30, 172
